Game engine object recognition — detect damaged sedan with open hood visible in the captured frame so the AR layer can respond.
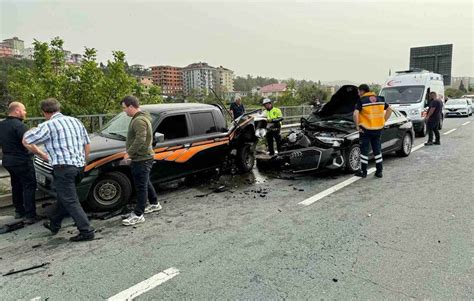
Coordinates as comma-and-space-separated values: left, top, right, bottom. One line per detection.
256, 85, 415, 173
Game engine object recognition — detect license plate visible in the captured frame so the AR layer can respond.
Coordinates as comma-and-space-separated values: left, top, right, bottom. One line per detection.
36, 173, 46, 185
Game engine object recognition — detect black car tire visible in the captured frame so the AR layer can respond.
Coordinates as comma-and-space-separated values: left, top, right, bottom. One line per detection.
396, 132, 413, 157
344, 143, 361, 173
416, 122, 427, 137
236, 143, 256, 173
87, 171, 131, 211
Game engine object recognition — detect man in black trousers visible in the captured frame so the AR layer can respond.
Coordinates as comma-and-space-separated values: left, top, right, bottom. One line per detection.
0, 102, 38, 224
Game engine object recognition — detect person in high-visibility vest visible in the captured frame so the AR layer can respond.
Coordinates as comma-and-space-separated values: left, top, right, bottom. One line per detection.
262, 98, 283, 155
353, 84, 392, 178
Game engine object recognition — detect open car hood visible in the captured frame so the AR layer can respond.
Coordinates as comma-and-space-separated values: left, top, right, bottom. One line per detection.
316, 85, 360, 118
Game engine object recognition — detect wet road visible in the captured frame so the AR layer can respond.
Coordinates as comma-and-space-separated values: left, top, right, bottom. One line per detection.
0, 116, 473, 300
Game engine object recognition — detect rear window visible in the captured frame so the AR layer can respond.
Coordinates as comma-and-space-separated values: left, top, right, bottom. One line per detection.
156, 114, 188, 140
190, 112, 218, 135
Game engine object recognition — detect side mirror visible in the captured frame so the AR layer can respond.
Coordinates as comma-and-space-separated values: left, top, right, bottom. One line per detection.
153, 132, 165, 145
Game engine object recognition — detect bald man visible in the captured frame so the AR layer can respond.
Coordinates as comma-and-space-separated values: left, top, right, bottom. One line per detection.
0, 102, 38, 224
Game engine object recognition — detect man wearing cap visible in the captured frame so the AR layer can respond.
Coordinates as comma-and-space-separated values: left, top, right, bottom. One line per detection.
262, 98, 283, 156
353, 84, 392, 178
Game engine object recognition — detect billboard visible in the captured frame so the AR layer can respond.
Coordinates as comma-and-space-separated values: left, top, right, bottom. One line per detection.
409, 44, 453, 86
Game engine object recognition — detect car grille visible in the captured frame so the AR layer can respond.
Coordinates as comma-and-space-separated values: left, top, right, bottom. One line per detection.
34, 156, 53, 173
448, 109, 457, 111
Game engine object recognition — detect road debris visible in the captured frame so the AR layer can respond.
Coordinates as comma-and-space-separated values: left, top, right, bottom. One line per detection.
3, 262, 50, 276
32, 244, 42, 249
0, 220, 25, 234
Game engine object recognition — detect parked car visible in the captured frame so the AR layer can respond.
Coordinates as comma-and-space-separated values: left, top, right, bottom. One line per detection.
34, 103, 259, 211
444, 98, 473, 117
256, 85, 414, 173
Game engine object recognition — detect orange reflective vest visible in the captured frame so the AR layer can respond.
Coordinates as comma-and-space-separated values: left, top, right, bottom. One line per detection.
356, 92, 388, 130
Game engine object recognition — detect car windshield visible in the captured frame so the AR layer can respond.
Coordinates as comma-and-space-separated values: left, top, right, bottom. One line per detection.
446, 99, 467, 105
99, 112, 132, 140
380, 86, 425, 104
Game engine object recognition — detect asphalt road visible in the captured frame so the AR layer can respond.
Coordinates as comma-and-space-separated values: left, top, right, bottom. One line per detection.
0, 116, 472, 300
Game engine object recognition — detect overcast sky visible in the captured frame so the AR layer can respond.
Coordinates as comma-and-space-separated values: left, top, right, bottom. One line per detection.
1, 0, 473, 83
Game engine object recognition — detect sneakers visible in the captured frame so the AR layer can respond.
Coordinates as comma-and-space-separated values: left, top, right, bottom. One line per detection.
144, 203, 162, 214
374, 171, 383, 178
425, 141, 434, 146
354, 170, 367, 178
434, 141, 441, 145
122, 212, 145, 226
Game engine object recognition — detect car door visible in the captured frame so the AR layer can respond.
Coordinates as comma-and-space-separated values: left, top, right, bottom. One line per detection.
381, 110, 403, 152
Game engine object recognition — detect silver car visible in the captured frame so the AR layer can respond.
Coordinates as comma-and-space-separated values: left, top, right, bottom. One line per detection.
445, 98, 473, 117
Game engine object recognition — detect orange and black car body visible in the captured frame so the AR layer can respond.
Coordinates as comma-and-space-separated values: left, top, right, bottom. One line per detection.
34, 103, 258, 211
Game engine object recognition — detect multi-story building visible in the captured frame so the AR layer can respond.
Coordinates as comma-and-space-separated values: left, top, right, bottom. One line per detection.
22, 47, 34, 60
182, 62, 217, 96
0, 43, 14, 57
69, 53, 83, 64
216, 66, 234, 93
151, 65, 183, 96
2, 37, 24, 56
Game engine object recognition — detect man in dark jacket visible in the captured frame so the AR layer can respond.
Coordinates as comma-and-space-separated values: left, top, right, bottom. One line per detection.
425, 92, 443, 146
0, 102, 38, 224
120, 96, 161, 226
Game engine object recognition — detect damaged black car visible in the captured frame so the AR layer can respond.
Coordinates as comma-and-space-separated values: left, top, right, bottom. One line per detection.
256, 85, 415, 173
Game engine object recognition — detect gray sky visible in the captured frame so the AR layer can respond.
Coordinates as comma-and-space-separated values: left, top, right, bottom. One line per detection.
1, 0, 473, 83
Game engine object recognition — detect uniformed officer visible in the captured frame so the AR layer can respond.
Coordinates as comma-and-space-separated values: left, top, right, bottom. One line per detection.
262, 98, 283, 156
353, 84, 392, 178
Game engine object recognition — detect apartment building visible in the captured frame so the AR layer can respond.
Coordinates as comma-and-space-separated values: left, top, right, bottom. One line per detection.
2, 37, 24, 56
216, 66, 234, 93
182, 62, 218, 96
151, 65, 183, 96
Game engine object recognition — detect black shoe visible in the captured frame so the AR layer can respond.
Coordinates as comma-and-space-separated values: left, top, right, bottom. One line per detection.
425, 142, 433, 146
43, 221, 59, 235
14, 212, 25, 220
24, 216, 42, 225
375, 171, 383, 178
69, 232, 95, 242
354, 171, 367, 178
434, 141, 440, 145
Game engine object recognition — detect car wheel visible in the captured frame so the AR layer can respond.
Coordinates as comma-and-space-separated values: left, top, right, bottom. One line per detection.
344, 144, 361, 173
236, 143, 256, 173
396, 133, 412, 157
416, 122, 427, 137
87, 171, 131, 211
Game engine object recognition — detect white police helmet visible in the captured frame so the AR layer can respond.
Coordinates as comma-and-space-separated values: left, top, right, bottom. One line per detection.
262, 98, 272, 105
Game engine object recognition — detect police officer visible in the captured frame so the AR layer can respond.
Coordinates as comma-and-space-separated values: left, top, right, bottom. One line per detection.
353, 84, 392, 178
262, 98, 283, 156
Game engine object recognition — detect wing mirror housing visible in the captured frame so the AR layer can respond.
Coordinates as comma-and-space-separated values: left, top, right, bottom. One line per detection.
153, 132, 165, 146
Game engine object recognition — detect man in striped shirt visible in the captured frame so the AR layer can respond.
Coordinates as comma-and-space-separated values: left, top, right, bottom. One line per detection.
23, 98, 95, 242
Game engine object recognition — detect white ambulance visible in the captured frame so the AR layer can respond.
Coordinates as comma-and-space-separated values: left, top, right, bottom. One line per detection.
379, 69, 445, 137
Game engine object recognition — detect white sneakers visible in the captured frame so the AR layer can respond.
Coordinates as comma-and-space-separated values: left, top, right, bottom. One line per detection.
122, 202, 163, 226
144, 203, 162, 214
122, 212, 145, 226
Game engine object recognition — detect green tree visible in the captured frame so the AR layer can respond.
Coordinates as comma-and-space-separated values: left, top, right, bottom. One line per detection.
445, 88, 463, 98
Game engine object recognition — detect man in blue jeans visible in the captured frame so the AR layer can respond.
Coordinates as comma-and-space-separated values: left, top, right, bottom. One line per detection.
23, 98, 94, 241
120, 96, 161, 226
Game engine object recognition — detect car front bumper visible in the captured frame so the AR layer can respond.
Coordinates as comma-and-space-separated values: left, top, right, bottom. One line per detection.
256, 146, 342, 173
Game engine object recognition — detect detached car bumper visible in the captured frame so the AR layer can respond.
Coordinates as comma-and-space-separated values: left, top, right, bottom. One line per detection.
256, 146, 342, 173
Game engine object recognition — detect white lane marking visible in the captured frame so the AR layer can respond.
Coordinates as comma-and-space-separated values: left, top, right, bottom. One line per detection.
443, 128, 457, 135
299, 168, 375, 206
299, 143, 427, 206
108, 267, 179, 301
411, 143, 425, 152
30, 297, 41, 301
462, 121, 471, 126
